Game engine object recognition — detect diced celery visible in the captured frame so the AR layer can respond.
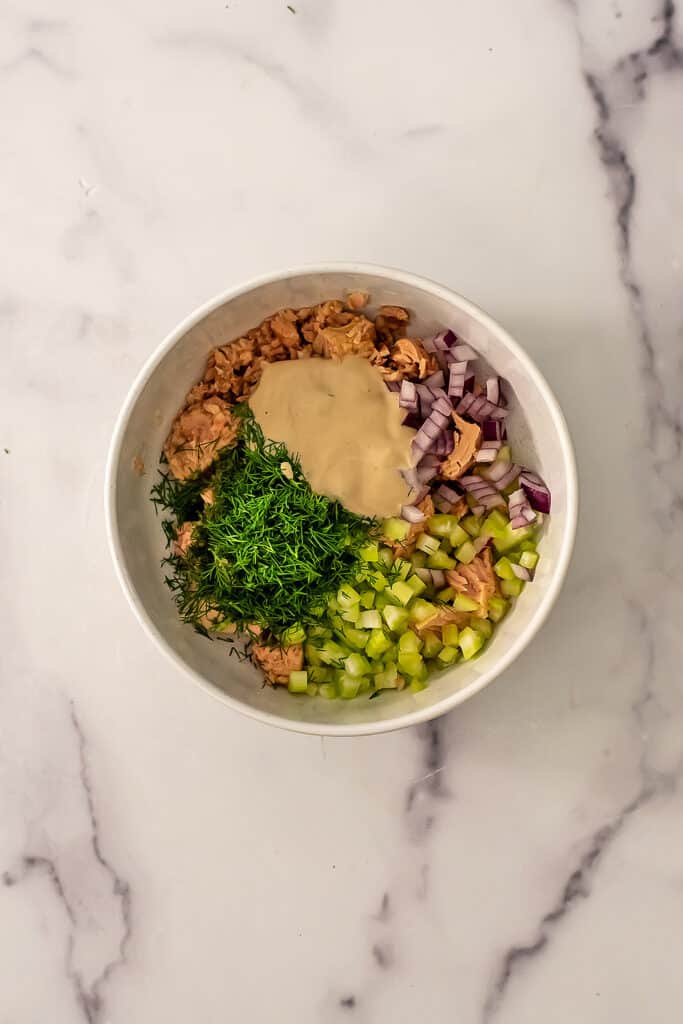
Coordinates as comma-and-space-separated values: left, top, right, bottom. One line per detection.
327, 596, 340, 612
398, 630, 422, 654
359, 610, 382, 630
306, 683, 319, 697
416, 533, 440, 555
358, 678, 372, 694
408, 598, 438, 624
492, 523, 535, 554
406, 574, 427, 596
409, 678, 428, 693
374, 663, 399, 690
337, 674, 361, 699
329, 613, 344, 631
485, 508, 509, 533
383, 605, 410, 632
398, 651, 425, 677
519, 550, 539, 570
318, 682, 337, 699
411, 550, 428, 569
288, 670, 308, 693
389, 579, 414, 606
308, 666, 334, 683
337, 584, 360, 609
369, 571, 388, 592
341, 606, 360, 624
366, 629, 392, 659
427, 550, 456, 570
455, 541, 476, 564
421, 632, 443, 659
304, 642, 324, 667
382, 644, 398, 665
437, 645, 458, 665
459, 626, 484, 660
494, 557, 516, 581
360, 542, 380, 563
383, 517, 410, 541
519, 540, 537, 553
452, 593, 479, 612
394, 557, 411, 579
488, 595, 509, 622
427, 514, 459, 538
501, 578, 525, 598
319, 640, 347, 665
359, 590, 375, 609
462, 515, 482, 538
307, 624, 331, 640
281, 623, 306, 644
442, 623, 460, 646
437, 586, 455, 602
379, 546, 394, 568
471, 617, 493, 639
449, 524, 469, 547
342, 625, 369, 650
375, 592, 389, 610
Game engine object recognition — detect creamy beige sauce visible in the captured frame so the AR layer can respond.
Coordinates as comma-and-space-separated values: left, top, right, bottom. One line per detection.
249, 356, 414, 517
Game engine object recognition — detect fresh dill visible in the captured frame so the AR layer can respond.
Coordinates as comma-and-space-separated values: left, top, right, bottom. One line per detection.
151, 407, 377, 637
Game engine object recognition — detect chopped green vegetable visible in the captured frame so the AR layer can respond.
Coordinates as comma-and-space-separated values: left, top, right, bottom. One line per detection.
288, 670, 308, 693
416, 533, 440, 555
459, 626, 484, 660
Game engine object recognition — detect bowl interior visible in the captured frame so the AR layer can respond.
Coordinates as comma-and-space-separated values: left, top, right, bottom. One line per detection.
109, 268, 575, 734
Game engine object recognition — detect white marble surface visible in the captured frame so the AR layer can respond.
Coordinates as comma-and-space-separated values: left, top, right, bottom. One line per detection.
2, 0, 682, 1020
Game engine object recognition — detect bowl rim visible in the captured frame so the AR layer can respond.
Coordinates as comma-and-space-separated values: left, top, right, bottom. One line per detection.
105, 261, 578, 736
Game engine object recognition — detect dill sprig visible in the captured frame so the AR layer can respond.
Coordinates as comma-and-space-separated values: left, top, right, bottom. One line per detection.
152, 407, 377, 637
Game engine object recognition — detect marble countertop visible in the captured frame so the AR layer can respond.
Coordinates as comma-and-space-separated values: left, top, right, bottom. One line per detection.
2, 0, 682, 1020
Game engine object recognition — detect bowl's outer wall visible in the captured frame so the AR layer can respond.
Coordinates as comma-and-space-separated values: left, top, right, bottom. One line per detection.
108, 267, 577, 734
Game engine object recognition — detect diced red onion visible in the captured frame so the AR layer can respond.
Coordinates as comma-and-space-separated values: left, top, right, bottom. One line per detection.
436, 483, 462, 503
519, 470, 551, 514
399, 380, 418, 409
417, 463, 438, 484
456, 393, 475, 416
480, 439, 502, 451
448, 361, 468, 397
415, 568, 432, 583
386, 381, 400, 392
482, 419, 502, 442
471, 503, 485, 516
452, 344, 478, 361
480, 492, 506, 509
485, 377, 500, 405
493, 465, 521, 491
474, 448, 498, 463
510, 515, 530, 530
487, 459, 516, 484
424, 370, 445, 388
406, 484, 429, 505
431, 569, 446, 589
511, 563, 532, 581
401, 504, 426, 524
403, 412, 422, 430
473, 535, 490, 553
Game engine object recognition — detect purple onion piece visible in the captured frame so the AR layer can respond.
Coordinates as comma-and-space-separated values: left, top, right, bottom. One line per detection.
401, 504, 426, 524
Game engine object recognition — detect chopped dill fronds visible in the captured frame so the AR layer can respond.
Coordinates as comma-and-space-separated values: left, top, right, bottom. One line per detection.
151, 408, 378, 636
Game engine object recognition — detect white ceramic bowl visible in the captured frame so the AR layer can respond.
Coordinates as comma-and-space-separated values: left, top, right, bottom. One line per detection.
106, 264, 577, 736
